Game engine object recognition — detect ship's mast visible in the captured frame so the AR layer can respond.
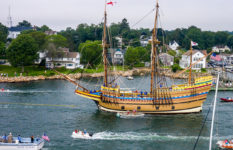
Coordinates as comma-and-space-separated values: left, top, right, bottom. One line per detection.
150, 1, 160, 93
103, 1, 108, 87
189, 42, 192, 85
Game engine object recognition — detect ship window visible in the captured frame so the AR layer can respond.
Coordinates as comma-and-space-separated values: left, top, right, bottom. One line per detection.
121, 106, 125, 110
172, 106, 175, 110
156, 106, 159, 110
137, 106, 141, 110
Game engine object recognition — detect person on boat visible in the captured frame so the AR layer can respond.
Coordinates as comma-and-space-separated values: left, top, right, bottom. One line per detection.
75, 129, 78, 133
7, 132, 13, 143
31, 135, 34, 143
18, 135, 22, 143
2, 134, 7, 143
84, 129, 87, 134
1, 88, 4, 92
225, 139, 229, 145
230, 139, 233, 144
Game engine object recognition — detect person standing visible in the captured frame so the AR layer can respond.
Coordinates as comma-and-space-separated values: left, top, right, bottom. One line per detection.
7, 132, 13, 143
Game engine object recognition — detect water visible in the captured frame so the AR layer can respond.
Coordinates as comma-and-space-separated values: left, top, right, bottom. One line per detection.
0, 77, 233, 150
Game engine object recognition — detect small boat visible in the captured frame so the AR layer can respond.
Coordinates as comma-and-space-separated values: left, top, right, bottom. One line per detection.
126, 76, 134, 80
71, 130, 94, 139
0, 88, 9, 92
116, 111, 145, 118
220, 97, 233, 102
217, 140, 233, 149
0, 137, 44, 150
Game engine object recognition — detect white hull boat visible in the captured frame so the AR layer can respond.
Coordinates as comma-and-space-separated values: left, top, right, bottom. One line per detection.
0, 137, 44, 150
217, 140, 233, 149
71, 131, 93, 139
116, 112, 145, 118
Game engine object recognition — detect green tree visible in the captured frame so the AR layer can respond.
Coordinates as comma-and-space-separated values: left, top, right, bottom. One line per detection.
78, 40, 102, 66
6, 34, 39, 72
40, 25, 50, 32
22, 31, 47, 50
215, 31, 228, 45
45, 34, 68, 48
124, 47, 149, 67
17, 20, 32, 27
0, 23, 8, 43
202, 31, 215, 49
227, 35, 233, 49
0, 42, 6, 58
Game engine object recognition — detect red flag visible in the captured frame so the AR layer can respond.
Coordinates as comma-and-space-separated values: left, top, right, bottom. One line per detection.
107, 1, 114, 6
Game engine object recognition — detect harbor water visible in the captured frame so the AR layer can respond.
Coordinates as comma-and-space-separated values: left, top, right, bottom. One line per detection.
0, 76, 233, 150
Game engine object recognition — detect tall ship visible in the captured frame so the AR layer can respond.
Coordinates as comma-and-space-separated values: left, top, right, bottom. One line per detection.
73, 0, 212, 114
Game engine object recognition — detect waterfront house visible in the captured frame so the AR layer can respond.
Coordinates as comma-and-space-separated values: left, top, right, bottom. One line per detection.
45, 48, 83, 69
220, 54, 233, 65
7, 26, 33, 39
179, 50, 207, 70
113, 49, 124, 65
140, 35, 152, 47
169, 41, 179, 50
159, 53, 174, 66
212, 45, 231, 53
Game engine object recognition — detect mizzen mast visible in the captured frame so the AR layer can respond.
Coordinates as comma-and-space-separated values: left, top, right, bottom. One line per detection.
150, 0, 160, 93
103, 1, 108, 87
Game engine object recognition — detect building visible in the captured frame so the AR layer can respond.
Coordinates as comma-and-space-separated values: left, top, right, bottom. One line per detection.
159, 53, 174, 66
45, 30, 57, 35
140, 36, 152, 47
113, 49, 124, 65
169, 41, 179, 50
179, 50, 207, 70
7, 26, 33, 39
115, 36, 123, 48
45, 48, 83, 69
212, 45, 231, 53
220, 54, 233, 65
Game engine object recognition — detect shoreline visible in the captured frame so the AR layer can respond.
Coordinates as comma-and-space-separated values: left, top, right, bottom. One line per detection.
0, 68, 208, 83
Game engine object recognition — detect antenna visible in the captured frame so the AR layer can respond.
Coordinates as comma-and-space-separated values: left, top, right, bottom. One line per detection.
7, 6, 13, 28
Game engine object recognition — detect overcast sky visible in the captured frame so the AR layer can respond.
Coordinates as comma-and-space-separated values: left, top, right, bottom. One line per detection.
0, 0, 233, 32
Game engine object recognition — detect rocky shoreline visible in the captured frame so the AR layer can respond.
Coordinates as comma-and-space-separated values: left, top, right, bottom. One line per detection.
0, 68, 209, 83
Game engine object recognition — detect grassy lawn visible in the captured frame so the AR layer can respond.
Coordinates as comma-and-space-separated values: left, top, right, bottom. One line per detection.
0, 65, 130, 77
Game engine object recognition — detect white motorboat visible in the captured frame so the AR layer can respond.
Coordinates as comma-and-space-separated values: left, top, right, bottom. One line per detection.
126, 76, 134, 80
116, 111, 145, 118
0, 137, 44, 150
217, 140, 233, 149
71, 131, 93, 139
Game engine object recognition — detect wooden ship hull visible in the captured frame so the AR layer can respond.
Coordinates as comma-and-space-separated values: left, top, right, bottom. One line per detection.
75, 76, 212, 114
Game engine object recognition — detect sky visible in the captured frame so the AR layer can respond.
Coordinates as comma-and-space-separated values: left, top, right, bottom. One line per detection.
0, 0, 233, 32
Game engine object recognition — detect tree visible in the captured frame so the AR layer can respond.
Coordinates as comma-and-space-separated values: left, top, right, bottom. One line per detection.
0, 42, 6, 58
215, 31, 228, 45
124, 47, 149, 67
40, 25, 50, 32
22, 31, 47, 50
0, 23, 8, 43
45, 34, 68, 48
17, 20, 32, 27
227, 35, 233, 49
202, 31, 215, 49
6, 34, 39, 72
78, 40, 102, 66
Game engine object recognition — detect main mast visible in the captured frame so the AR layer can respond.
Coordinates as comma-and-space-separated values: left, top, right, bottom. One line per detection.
103, 1, 108, 87
189, 42, 192, 85
150, 1, 160, 93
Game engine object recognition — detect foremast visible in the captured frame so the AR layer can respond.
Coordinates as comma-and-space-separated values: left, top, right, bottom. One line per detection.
189, 42, 193, 85
150, 1, 160, 93
103, 1, 108, 87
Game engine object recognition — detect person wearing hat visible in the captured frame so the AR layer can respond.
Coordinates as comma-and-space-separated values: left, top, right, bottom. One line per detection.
7, 132, 13, 143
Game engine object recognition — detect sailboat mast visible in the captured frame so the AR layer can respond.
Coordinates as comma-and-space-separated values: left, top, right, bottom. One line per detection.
189, 42, 192, 85
150, 1, 160, 93
103, 1, 108, 86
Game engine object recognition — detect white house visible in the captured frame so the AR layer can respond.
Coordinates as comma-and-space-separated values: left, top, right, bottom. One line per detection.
169, 41, 179, 50
115, 36, 123, 48
45, 48, 83, 69
212, 45, 231, 53
113, 49, 124, 65
140, 36, 152, 47
45, 30, 57, 35
179, 50, 207, 70
7, 26, 33, 39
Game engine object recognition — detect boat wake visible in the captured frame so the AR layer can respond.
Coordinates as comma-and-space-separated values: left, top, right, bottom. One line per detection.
73, 131, 231, 141
0, 90, 65, 93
